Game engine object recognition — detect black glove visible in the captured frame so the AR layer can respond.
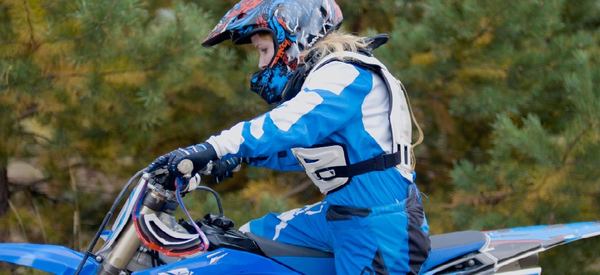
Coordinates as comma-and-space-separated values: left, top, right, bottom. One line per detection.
147, 143, 218, 181
210, 157, 243, 183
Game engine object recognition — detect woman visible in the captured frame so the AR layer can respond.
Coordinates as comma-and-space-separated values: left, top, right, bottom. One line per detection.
147, 0, 430, 273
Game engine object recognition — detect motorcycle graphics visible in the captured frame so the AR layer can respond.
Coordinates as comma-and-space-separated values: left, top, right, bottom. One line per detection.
1, 170, 598, 274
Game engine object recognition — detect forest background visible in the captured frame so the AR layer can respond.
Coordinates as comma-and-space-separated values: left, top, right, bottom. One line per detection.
1, 0, 599, 273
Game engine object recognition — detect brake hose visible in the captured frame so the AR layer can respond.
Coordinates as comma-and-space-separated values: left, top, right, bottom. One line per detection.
195, 185, 224, 217
175, 177, 210, 252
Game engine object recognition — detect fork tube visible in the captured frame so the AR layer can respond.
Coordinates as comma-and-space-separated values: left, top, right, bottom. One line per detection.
99, 205, 156, 275
98, 184, 171, 274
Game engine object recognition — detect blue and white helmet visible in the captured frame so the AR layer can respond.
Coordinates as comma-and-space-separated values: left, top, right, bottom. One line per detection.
202, 0, 343, 104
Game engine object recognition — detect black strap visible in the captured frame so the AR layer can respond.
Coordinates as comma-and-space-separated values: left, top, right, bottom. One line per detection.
314, 150, 402, 181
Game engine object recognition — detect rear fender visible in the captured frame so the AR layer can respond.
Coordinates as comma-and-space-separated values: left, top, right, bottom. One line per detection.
424, 221, 600, 274
0, 243, 99, 274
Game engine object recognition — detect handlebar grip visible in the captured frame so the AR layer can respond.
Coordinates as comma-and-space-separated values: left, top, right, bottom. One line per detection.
177, 159, 194, 178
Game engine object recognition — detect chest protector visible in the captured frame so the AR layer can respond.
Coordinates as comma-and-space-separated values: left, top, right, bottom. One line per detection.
292, 51, 416, 194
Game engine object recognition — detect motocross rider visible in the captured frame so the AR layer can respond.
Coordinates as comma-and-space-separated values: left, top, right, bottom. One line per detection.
147, 0, 430, 273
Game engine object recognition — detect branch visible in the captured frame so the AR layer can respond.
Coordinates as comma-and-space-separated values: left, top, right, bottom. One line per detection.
446, 189, 512, 209
561, 124, 591, 165
17, 105, 38, 121
19, 130, 51, 144
28, 187, 64, 204
0, 37, 78, 46
9, 183, 64, 204
21, 0, 38, 50
283, 179, 313, 198
45, 68, 157, 80
3, 67, 157, 91
9, 176, 52, 187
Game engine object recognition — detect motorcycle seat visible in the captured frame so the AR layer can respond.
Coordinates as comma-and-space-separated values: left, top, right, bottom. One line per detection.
422, 230, 487, 271
246, 232, 333, 258
247, 230, 487, 272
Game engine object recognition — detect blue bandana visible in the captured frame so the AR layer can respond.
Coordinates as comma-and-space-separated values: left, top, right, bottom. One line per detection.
250, 61, 293, 104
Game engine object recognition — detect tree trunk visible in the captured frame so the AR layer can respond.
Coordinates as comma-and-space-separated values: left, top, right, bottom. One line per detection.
0, 165, 9, 216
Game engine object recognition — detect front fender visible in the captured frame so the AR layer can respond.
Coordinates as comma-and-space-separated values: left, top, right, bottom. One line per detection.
0, 243, 99, 274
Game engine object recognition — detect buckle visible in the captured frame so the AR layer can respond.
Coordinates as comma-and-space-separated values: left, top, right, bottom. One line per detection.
315, 168, 337, 181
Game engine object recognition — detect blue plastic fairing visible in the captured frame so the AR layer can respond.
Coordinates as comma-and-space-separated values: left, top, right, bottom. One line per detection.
423, 221, 600, 273
486, 221, 600, 247
0, 243, 99, 274
272, 256, 335, 274
421, 231, 487, 272
133, 248, 296, 275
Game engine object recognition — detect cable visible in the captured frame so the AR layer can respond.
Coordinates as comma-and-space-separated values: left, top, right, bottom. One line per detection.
175, 178, 209, 252
74, 169, 144, 275
195, 186, 224, 217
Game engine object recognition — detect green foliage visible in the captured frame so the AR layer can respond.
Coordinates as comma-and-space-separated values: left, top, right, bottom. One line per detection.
185, 184, 299, 227
0, 0, 249, 242
374, 0, 600, 271
0, 0, 599, 273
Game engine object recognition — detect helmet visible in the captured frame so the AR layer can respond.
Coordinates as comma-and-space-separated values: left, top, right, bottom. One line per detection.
202, 0, 343, 104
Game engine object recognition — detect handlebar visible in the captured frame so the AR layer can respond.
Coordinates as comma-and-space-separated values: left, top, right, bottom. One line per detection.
76, 158, 230, 275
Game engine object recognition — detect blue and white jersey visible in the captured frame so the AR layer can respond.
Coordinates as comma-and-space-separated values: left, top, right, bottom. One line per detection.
207, 53, 414, 208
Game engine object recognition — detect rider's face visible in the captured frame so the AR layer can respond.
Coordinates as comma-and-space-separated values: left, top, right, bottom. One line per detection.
251, 33, 275, 70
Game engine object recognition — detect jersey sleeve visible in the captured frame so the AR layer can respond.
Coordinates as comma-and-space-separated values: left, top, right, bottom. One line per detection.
245, 149, 303, 172
206, 62, 373, 170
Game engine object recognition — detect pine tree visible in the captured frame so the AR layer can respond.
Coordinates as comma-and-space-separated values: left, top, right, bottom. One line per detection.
1, 0, 598, 272
0, 0, 271, 244
377, 0, 599, 272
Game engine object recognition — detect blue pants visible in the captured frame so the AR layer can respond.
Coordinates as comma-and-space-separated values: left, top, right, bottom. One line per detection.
240, 184, 430, 274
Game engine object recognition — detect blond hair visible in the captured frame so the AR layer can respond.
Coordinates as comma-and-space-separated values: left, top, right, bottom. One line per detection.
301, 31, 369, 64
303, 32, 425, 169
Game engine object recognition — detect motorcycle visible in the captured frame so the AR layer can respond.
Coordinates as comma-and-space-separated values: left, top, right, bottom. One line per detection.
0, 164, 598, 275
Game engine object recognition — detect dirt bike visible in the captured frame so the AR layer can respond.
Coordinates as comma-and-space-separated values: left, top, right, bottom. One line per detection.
0, 166, 598, 274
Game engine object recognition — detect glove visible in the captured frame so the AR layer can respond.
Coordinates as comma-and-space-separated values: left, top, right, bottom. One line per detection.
146, 143, 218, 181
210, 157, 244, 183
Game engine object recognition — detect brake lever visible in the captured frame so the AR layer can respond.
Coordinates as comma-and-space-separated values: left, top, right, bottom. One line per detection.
146, 167, 172, 187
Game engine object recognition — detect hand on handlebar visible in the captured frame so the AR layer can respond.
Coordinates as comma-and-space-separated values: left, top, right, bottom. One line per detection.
146, 142, 218, 189
210, 157, 244, 183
